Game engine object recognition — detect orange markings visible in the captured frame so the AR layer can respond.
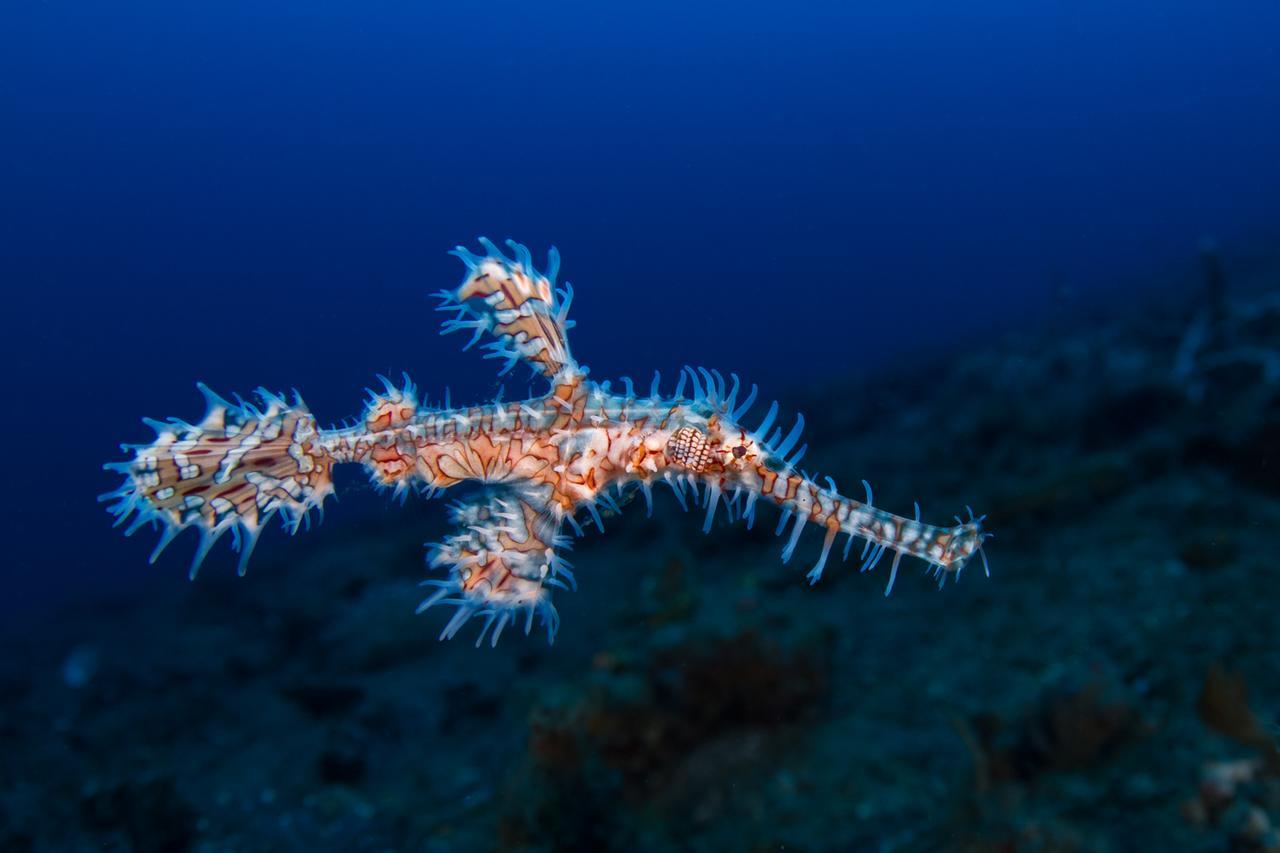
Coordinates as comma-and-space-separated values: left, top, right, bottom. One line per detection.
366, 396, 416, 432
370, 444, 413, 482
783, 476, 801, 502
820, 522, 838, 554
805, 485, 827, 522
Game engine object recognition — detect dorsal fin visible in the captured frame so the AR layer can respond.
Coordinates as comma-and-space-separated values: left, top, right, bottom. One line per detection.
436, 238, 579, 381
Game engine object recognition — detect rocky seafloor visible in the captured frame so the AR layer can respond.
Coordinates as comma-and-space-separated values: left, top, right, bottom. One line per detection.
3, 250, 1279, 852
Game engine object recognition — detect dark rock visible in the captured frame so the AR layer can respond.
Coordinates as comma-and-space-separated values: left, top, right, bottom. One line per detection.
1079, 386, 1185, 451
317, 746, 367, 786
963, 680, 1142, 784
439, 682, 501, 733
0, 831, 33, 853
79, 776, 196, 853
1231, 421, 1280, 495
279, 683, 365, 718
1178, 530, 1239, 572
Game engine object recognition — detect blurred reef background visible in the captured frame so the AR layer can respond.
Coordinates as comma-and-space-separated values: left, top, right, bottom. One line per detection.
3, 245, 1279, 851
3, 1, 1280, 851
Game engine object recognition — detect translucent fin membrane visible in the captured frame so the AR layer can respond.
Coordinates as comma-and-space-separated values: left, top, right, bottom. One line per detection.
100, 385, 335, 578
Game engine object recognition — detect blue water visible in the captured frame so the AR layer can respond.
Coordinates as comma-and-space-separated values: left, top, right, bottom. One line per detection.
2, 0, 1278, 610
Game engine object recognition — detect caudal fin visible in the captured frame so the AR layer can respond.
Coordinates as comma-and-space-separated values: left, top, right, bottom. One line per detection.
101, 384, 335, 578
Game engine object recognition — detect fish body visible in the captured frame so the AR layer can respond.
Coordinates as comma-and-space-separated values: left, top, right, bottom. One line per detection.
103, 239, 988, 645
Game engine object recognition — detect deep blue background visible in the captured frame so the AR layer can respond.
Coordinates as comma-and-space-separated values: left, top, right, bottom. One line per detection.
3, 1, 1278, 611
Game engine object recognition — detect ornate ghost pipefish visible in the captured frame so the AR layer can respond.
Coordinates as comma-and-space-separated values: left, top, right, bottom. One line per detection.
103, 238, 989, 646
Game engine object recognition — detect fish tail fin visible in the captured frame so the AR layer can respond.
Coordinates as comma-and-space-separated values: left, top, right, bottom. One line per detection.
101, 384, 336, 578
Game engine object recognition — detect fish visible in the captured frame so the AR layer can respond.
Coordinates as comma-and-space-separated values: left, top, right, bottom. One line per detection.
102, 238, 989, 646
